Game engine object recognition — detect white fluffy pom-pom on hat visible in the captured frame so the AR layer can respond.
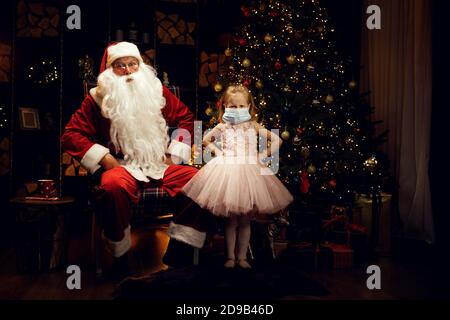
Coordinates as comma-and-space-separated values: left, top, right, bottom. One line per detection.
100, 42, 144, 72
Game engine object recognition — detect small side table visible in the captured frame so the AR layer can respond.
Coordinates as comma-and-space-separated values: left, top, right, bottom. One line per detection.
9, 196, 75, 273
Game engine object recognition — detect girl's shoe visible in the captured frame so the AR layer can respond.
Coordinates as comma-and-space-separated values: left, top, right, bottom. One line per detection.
224, 259, 236, 268
237, 259, 252, 269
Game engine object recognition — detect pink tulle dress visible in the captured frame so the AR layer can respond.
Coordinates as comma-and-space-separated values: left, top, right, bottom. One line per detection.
182, 121, 294, 217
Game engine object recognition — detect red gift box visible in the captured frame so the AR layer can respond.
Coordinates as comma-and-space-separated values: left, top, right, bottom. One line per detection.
320, 243, 353, 269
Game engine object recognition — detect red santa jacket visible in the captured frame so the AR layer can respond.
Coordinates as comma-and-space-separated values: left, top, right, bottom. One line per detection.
61, 85, 194, 175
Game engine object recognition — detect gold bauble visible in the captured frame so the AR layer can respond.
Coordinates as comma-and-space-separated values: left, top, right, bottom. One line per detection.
364, 156, 378, 171
301, 146, 310, 158
349, 80, 357, 89
325, 94, 334, 104
205, 107, 213, 116
214, 83, 223, 92
264, 33, 273, 43
255, 80, 264, 89
224, 48, 232, 57
287, 55, 296, 64
307, 164, 316, 174
281, 130, 290, 140
242, 58, 251, 68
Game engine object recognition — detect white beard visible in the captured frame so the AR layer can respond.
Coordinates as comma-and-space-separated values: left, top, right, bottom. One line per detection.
97, 65, 169, 179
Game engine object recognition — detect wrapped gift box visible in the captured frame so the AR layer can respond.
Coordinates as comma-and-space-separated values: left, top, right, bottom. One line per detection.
326, 230, 369, 266
320, 243, 353, 269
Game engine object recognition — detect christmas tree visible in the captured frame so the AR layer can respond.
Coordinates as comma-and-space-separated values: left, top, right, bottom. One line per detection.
210, 0, 388, 208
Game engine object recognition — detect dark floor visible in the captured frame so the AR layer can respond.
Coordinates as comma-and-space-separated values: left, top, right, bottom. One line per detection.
0, 223, 447, 300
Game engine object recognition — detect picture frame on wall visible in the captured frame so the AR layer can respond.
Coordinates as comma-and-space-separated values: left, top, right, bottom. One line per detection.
19, 107, 40, 130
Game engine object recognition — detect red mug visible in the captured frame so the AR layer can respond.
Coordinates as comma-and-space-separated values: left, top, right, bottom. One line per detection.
38, 179, 58, 198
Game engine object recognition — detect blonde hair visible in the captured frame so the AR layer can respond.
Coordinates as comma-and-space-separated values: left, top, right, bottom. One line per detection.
218, 85, 258, 123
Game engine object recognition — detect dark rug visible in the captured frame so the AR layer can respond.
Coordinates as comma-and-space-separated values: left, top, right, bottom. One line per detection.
115, 260, 330, 300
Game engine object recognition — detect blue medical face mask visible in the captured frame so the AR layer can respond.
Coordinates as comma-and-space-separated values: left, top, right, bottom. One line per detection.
222, 107, 251, 124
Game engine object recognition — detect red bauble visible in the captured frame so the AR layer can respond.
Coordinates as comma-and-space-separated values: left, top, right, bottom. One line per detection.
296, 127, 304, 136
269, 11, 279, 17
243, 79, 251, 87
241, 5, 250, 16
300, 171, 310, 194
274, 60, 282, 70
328, 179, 337, 188
239, 38, 247, 46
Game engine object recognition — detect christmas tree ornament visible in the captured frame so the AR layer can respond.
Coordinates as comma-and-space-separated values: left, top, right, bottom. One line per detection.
307, 164, 316, 174
293, 135, 301, 145
243, 79, 251, 87
209, 116, 217, 126
239, 38, 247, 46
242, 58, 251, 68
205, 106, 213, 116
301, 146, 310, 158
296, 127, 304, 136
349, 80, 357, 89
286, 23, 294, 34
274, 60, 282, 70
299, 171, 310, 193
264, 33, 273, 43
307, 64, 315, 72
328, 179, 337, 188
281, 130, 290, 140
214, 83, 223, 92
224, 47, 232, 57
287, 54, 296, 64
259, 3, 266, 12
255, 80, 264, 89
241, 5, 250, 17
364, 156, 378, 172
325, 94, 334, 104
312, 99, 321, 107
269, 11, 279, 17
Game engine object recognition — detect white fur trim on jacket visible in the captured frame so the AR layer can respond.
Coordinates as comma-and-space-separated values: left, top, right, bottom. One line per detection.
80, 143, 110, 174
167, 139, 191, 163
89, 87, 102, 106
102, 225, 131, 258
167, 222, 206, 248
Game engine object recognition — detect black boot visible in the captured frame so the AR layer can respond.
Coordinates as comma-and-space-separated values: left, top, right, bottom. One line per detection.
111, 253, 130, 282
162, 239, 195, 268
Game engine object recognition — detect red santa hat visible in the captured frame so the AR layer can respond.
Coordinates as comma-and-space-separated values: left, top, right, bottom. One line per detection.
100, 42, 144, 73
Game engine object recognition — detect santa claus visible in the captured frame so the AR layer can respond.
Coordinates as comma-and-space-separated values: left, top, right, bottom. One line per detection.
61, 42, 212, 279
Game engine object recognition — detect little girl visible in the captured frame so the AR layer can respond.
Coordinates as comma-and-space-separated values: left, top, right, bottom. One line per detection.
182, 85, 293, 269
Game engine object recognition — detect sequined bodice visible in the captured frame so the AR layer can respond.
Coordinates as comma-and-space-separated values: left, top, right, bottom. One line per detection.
220, 121, 258, 158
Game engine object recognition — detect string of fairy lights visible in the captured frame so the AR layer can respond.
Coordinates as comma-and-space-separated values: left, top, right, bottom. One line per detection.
27, 59, 59, 85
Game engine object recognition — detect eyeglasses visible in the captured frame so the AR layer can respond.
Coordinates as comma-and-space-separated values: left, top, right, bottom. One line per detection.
112, 61, 139, 71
